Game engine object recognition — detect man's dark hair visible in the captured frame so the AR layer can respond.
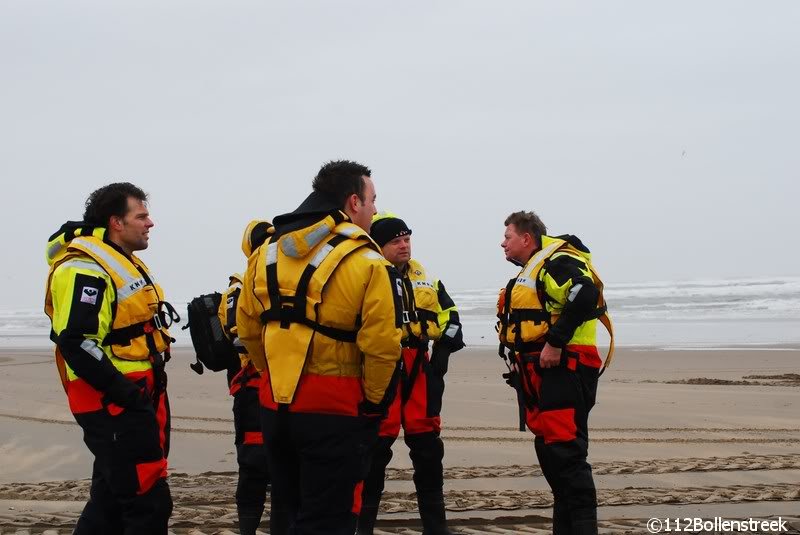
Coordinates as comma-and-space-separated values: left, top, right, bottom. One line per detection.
504, 211, 547, 242
312, 160, 371, 208
83, 182, 148, 227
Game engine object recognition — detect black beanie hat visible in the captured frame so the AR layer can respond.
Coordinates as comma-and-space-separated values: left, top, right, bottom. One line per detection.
370, 217, 412, 247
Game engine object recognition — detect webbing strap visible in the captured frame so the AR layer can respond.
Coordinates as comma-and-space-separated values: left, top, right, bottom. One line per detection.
293, 234, 348, 314
260, 308, 358, 342
598, 312, 615, 375
401, 344, 426, 403
260, 233, 366, 343
104, 319, 155, 346
508, 308, 551, 325
499, 277, 516, 342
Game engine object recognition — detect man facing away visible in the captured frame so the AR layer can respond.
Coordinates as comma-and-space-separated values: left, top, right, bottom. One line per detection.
236, 160, 404, 535
218, 220, 275, 534
358, 213, 464, 535
497, 210, 614, 535
44, 182, 177, 534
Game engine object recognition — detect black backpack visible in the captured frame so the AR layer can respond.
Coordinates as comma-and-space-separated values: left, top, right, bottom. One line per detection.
183, 293, 238, 374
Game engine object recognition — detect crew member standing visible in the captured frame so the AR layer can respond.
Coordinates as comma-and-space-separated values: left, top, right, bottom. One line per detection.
237, 160, 403, 535
359, 213, 464, 535
497, 210, 614, 535
45, 182, 176, 534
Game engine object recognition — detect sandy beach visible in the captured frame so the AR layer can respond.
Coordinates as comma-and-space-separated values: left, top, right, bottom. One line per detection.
1, 345, 798, 533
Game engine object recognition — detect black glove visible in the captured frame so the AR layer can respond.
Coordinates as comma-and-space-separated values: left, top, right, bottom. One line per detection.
502, 370, 519, 389
430, 345, 452, 375
104, 374, 152, 411
358, 399, 388, 420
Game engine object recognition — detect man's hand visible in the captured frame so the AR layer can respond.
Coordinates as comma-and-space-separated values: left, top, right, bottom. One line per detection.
502, 370, 518, 388
105, 374, 152, 411
358, 399, 388, 420
538, 342, 562, 369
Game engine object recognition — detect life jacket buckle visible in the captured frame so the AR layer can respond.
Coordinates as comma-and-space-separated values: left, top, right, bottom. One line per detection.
153, 313, 163, 330
402, 311, 411, 324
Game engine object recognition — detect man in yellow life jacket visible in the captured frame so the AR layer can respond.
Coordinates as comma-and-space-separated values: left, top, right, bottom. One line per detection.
358, 214, 464, 535
214, 220, 275, 535
44, 183, 177, 534
497, 210, 614, 535
237, 160, 404, 535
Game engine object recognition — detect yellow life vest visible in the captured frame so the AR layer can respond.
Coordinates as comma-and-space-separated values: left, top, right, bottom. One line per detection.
218, 273, 251, 368
403, 258, 443, 342
497, 235, 615, 369
45, 228, 173, 363
251, 212, 383, 404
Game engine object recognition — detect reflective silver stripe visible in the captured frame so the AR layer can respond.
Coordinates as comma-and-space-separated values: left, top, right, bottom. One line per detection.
117, 277, 148, 301
515, 276, 536, 289
47, 241, 64, 261
520, 241, 563, 279
445, 324, 460, 339
568, 283, 583, 302
80, 339, 105, 361
305, 224, 330, 250
58, 259, 106, 276
72, 238, 142, 295
310, 244, 335, 268
362, 250, 383, 261
281, 235, 299, 257
266, 242, 278, 265
337, 226, 359, 237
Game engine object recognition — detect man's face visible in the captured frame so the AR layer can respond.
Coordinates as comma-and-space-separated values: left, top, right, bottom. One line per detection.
501, 223, 532, 263
113, 197, 154, 253
350, 176, 377, 231
381, 235, 411, 267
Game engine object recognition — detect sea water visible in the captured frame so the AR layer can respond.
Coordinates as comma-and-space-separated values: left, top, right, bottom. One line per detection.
4, 277, 799, 349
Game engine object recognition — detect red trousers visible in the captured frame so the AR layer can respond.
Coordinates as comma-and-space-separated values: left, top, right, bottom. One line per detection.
379, 347, 444, 438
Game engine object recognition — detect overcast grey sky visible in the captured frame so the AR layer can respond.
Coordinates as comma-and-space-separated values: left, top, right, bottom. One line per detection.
2, 1, 798, 310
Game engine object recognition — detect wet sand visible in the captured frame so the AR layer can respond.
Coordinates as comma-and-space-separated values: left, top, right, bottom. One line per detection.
1, 345, 799, 533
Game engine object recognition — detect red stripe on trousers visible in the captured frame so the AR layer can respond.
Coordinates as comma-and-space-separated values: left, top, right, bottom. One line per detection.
67, 370, 153, 414
351, 480, 364, 514
379, 347, 441, 437
136, 458, 167, 495
530, 408, 577, 444
243, 431, 264, 445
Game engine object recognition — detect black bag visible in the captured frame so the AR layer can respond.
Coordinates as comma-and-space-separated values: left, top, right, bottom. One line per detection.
184, 293, 238, 374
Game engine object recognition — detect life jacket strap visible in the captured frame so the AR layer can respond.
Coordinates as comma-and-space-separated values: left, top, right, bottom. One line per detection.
260, 233, 368, 344
104, 319, 157, 346
103, 301, 179, 347
259, 308, 358, 343
508, 308, 552, 325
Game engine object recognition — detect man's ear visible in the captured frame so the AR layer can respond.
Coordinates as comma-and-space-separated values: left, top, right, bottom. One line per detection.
108, 216, 122, 231
347, 193, 360, 211
523, 233, 532, 246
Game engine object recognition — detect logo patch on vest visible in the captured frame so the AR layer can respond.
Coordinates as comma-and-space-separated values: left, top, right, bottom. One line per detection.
226, 296, 235, 309
80, 286, 99, 305
395, 278, 404, 297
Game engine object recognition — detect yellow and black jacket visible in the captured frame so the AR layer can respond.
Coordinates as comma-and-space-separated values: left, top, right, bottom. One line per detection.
219, 273, 261, 393
237, 193, 404, 416
400, 258, 464, 355
497, 234, 614, 369
44, 222, 175, 414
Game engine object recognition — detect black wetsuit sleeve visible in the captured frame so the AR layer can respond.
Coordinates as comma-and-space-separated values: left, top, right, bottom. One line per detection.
55, 272, 124, 392
434, 280, 465, 353
541, 256, 601, 349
